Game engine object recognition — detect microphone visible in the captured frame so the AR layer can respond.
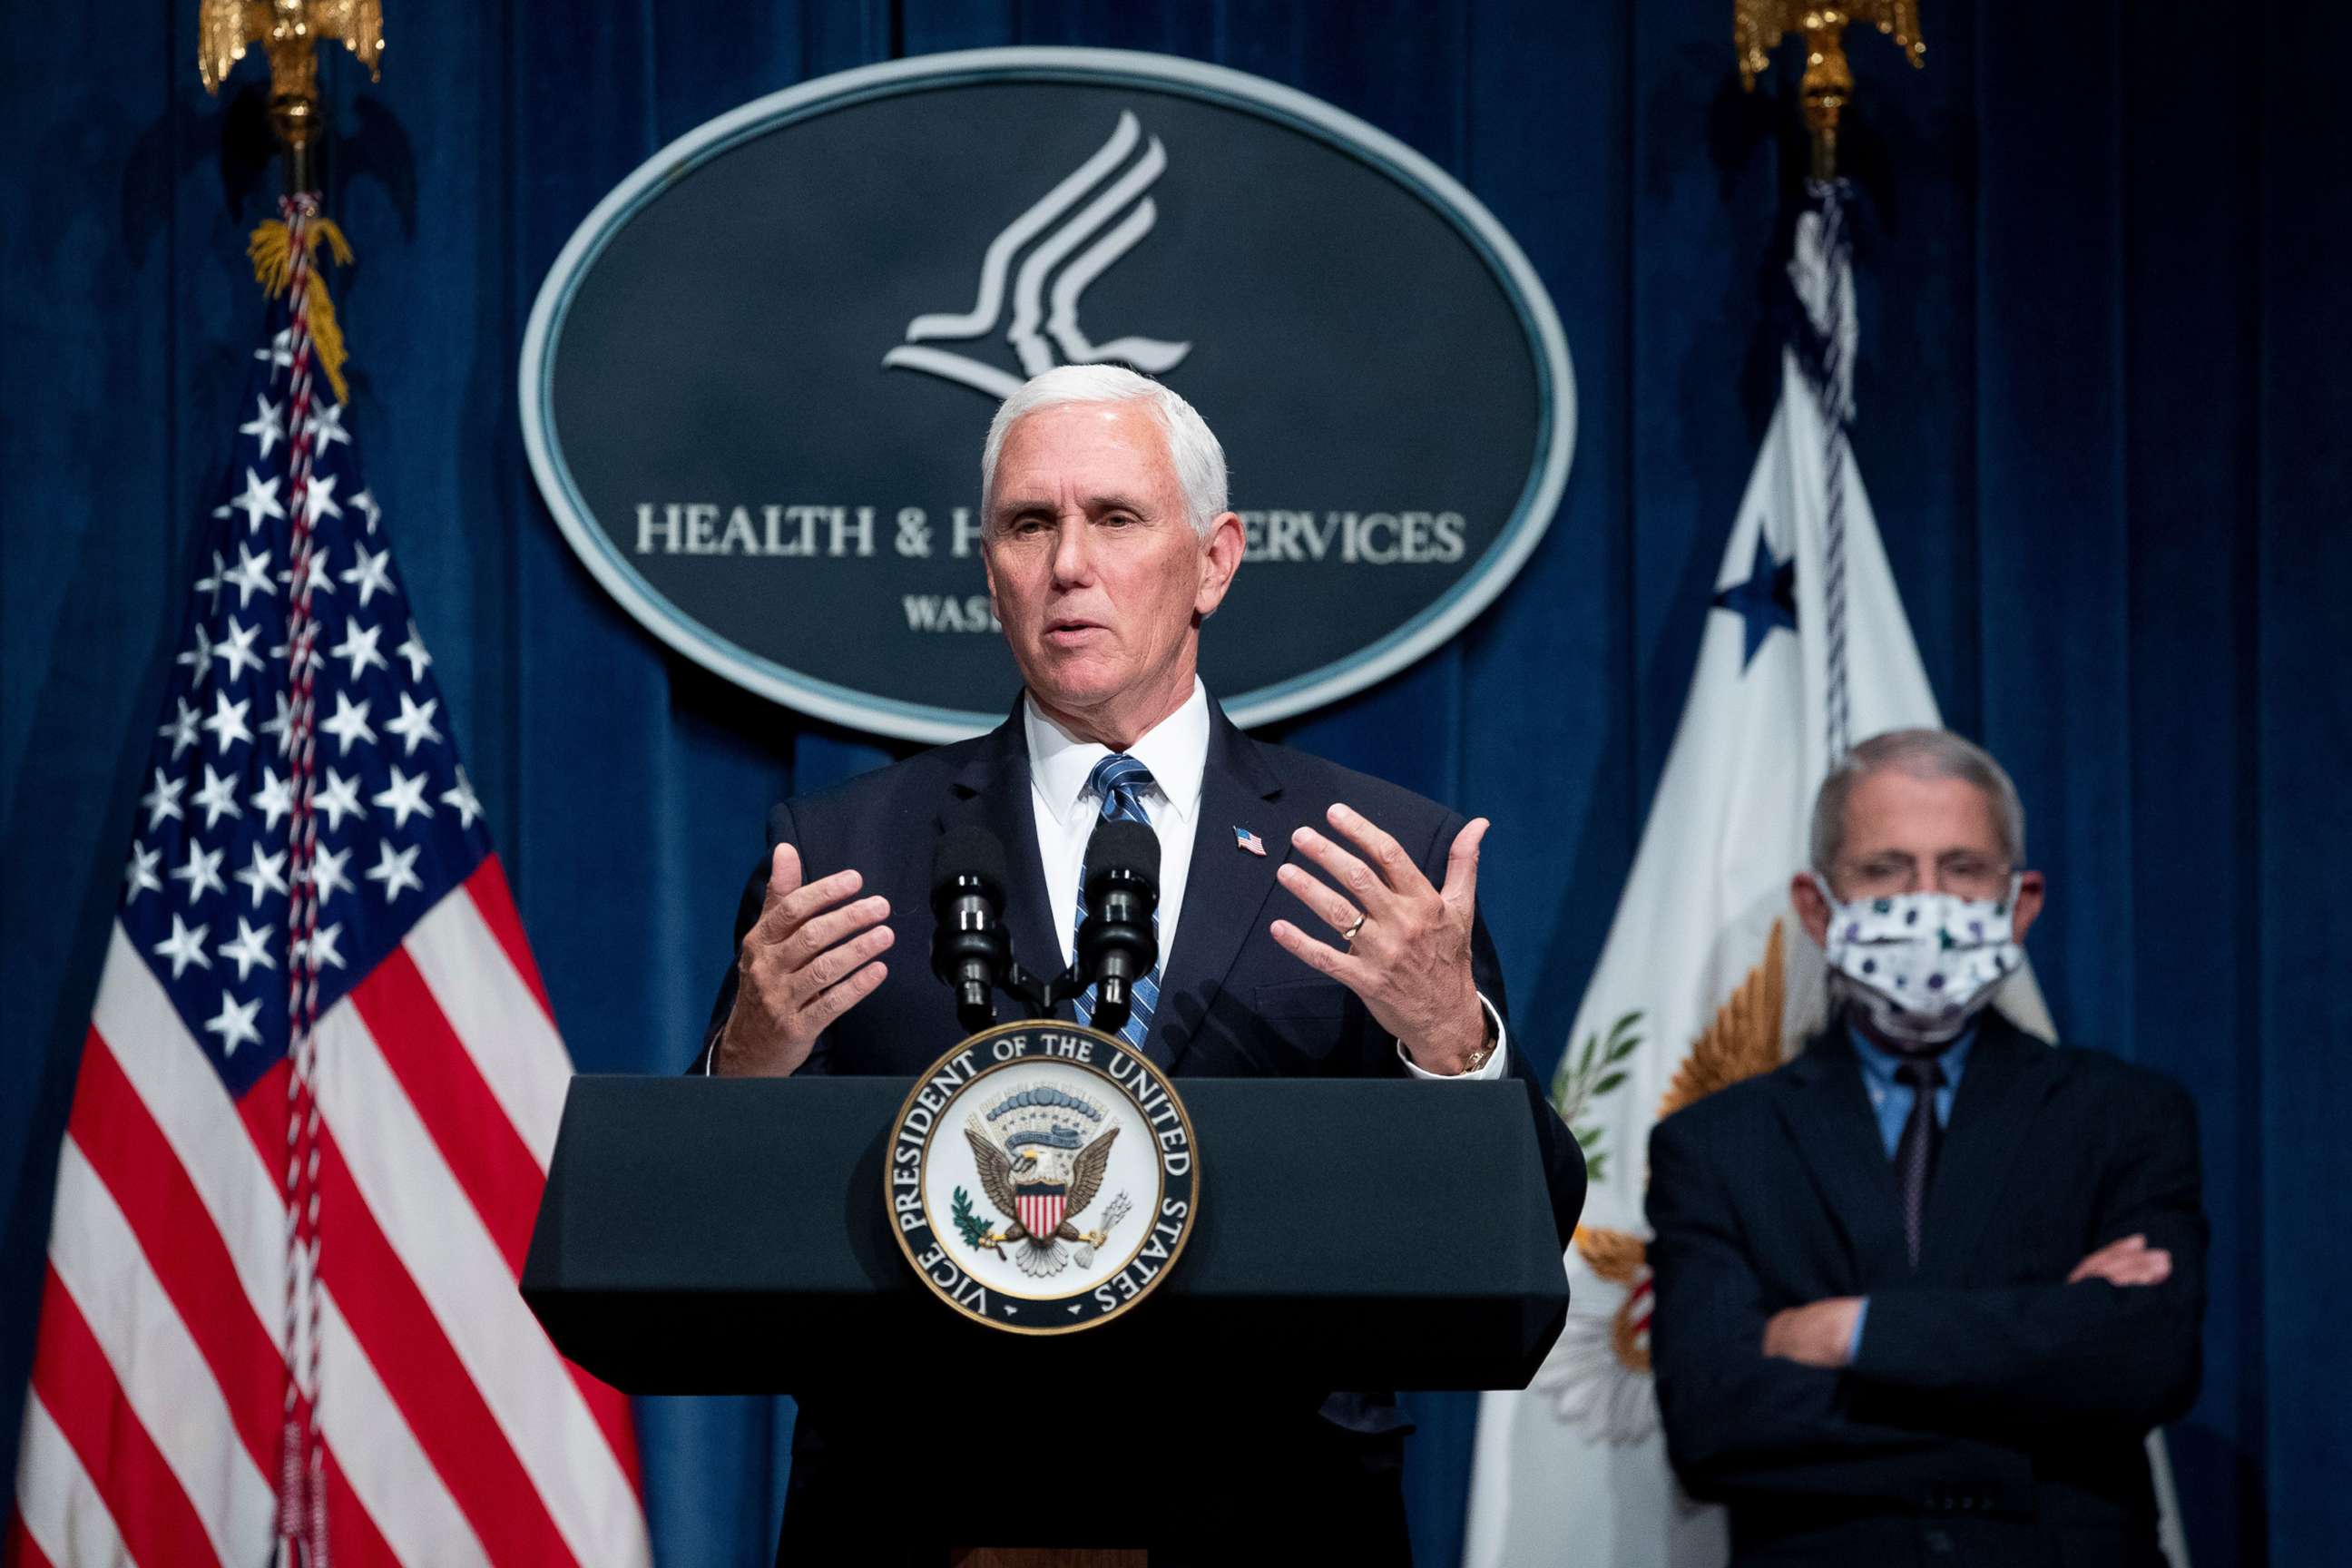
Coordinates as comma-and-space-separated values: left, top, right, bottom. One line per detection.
1074, 818, 1161, 1035
931, 825, 1012, 1033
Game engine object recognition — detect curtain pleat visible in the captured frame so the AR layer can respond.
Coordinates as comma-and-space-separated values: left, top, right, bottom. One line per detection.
3, 4, 2344, 1563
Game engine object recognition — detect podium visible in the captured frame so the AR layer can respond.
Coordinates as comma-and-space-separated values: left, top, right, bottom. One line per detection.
523, 1073, 1572, 1549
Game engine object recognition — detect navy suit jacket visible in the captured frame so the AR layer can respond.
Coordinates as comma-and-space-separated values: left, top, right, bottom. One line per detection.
696, 695, 1583, 1234
694, 694, 1585, 1559
1647, 1013, 2206, 1566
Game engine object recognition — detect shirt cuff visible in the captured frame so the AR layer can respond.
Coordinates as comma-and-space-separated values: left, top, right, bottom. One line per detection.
1397, 993, 1510, 1081
1847, 1297, 1870, 1364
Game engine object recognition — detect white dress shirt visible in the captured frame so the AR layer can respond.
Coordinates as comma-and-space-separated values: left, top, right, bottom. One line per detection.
1025, 680, 1210, 970
1023, 679, 1507, 1080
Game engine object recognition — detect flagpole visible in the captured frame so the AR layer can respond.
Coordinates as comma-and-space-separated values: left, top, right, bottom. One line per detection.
270, 39, 318, 199
195, 12, 385, 1563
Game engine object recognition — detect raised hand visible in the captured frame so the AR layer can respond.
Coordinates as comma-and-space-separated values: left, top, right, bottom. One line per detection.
713, 843, 893, 1077
1268, 804, 1492, 1073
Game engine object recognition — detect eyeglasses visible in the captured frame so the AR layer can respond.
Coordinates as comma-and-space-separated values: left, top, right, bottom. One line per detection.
1832, 852, 2013, 903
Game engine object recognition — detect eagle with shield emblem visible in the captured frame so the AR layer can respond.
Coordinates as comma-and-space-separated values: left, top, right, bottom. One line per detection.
963, 1083, 1124, 1277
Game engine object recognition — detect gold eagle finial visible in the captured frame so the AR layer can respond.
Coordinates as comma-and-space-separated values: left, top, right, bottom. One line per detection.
198, 2, 385, 167
1733, 4, 1926, 180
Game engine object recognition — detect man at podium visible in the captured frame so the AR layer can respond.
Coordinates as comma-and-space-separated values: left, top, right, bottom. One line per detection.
691, 365, 1584, 1561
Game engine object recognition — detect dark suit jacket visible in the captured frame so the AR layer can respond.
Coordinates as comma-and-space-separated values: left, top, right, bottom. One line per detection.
1646, 1014, 2206, 1567
695, 694, 1585, 1558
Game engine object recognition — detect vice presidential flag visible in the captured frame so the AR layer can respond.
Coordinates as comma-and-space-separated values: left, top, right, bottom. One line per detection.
1462, 187, 2056, 1568
8, 199, 652, 1568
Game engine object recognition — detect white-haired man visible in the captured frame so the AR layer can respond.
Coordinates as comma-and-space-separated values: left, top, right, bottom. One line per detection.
1646, 729, 2207, 1567
695, 366, 1586, 1562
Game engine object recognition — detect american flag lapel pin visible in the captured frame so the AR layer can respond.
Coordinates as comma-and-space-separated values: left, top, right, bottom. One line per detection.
1234, 825, 1268, 857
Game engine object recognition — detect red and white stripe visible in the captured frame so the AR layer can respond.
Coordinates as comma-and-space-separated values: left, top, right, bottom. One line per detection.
1018, 1191, 1067, 1240
9, 861, 650, 1567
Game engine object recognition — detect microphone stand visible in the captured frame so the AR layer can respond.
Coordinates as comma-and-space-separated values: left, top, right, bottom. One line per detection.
981, 962, 1111, 1025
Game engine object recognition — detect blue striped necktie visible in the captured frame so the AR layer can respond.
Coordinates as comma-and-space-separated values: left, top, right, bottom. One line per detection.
1072, 753, 1161, 1049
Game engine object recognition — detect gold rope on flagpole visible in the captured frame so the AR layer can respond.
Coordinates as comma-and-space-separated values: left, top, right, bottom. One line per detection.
1732, 3, 1925, 181
247, 217, 357, 403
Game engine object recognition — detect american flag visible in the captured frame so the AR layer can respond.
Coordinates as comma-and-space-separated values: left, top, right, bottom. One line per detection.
7, 200, 652, 1568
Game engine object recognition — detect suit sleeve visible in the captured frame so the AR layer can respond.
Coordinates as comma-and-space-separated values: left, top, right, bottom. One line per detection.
1848, 1074, 2206, 1427
687, 861, 761, 1074
1646, 1108, 2027, 1504
689, 802, 834, 1077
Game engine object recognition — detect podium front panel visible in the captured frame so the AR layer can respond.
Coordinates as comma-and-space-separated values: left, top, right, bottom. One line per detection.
524, 1074, 1571, 1395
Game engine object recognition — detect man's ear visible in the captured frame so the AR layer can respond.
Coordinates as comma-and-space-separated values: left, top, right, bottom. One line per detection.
1194, 512, 1245, 621
1790, 870, 1834, 949
2010, 869, 2046, 943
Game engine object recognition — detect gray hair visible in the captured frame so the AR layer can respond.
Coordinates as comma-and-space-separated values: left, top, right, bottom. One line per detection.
979, 365, 1230, 537
1810, 728, 2027, 873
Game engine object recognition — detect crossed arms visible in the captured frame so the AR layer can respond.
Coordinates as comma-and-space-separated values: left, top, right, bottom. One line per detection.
1645, 1077, 2205, 1503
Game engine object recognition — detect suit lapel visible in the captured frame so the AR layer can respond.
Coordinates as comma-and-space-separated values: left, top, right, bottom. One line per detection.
1916, 1015, 2055, 1280
1772, 1030, 1911, 1285
1150, 702, 1286, 1072
939, 705, 1062, 1009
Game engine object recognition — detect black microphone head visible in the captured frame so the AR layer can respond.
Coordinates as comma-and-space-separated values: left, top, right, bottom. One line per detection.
1083, 817, 1160, 891
932, 824, 1011, 1031
1076, 817, 1160, 1034
932, 823, 1008, 904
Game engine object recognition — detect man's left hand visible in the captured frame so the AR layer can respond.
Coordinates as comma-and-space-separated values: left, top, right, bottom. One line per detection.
1269, 805, 1489, 1073
1762, 1297, 1864, 1367
2067, 1232, 2172, 1288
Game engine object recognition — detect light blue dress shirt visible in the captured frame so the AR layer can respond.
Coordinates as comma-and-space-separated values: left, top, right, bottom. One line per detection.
1846, 1022, 1975, 1360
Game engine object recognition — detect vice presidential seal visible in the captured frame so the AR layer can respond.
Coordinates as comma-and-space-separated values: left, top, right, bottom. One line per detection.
888, 1023, 1198, 1334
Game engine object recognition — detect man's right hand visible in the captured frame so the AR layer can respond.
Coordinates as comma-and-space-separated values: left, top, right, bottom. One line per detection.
2067, 1232, 2172, 1288
713, 844, 893, 1077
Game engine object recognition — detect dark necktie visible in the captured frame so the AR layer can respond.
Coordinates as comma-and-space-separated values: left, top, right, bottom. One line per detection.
1894, 1058, 1945, 1269
1071, 753, 1161, 1049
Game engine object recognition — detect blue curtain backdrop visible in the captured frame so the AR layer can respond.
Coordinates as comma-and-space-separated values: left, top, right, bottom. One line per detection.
3, 2, 2345, 1563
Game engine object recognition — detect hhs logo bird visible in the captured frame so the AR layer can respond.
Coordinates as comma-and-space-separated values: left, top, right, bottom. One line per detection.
963, 1084, 1127, 1278
882, 111, 1193, 400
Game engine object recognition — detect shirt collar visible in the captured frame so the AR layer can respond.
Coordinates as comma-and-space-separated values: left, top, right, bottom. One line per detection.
1024, 678, 1210, 829
1848, 1018, 1976, 1092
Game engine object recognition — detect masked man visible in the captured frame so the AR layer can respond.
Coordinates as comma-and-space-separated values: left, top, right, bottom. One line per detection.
695, 365, 1584, 1563
1646, 729, 2206, 1566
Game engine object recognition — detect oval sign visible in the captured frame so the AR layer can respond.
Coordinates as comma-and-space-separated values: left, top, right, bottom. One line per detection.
522, 46, 1575, 742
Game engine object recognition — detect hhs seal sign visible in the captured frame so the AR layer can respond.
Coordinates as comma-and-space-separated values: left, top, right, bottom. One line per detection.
522, 47, 1575, 741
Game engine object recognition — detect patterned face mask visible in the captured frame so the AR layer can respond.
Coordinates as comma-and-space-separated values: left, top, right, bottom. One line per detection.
1812, 875, 2024, 1047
